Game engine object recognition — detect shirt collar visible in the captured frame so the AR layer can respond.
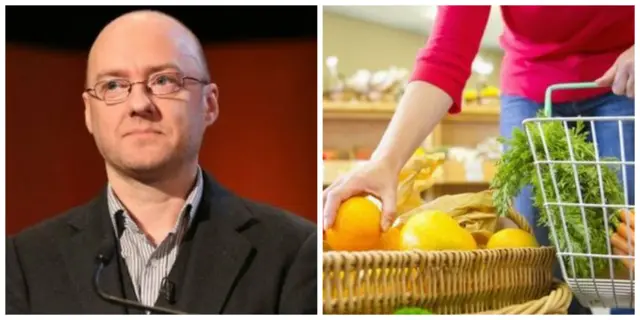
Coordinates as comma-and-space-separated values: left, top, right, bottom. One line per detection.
107, 166, 204, 237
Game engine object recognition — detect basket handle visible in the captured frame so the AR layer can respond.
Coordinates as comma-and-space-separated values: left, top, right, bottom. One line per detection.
543, 82, 602, 117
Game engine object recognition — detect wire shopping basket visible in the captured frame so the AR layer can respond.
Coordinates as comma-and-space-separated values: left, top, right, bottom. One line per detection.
522, 82, 635, 309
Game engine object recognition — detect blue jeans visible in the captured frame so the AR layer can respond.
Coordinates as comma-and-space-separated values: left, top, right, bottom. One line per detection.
500, 92, 635, 315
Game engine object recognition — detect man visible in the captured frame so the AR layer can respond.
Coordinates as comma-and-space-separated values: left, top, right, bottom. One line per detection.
6, 10, 317, 314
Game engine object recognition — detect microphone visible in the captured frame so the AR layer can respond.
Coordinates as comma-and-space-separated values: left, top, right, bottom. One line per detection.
93, 237, 187, 315
161, 277, 177, 304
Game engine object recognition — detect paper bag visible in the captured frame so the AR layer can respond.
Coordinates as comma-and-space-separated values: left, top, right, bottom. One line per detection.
395, 152, 445, 215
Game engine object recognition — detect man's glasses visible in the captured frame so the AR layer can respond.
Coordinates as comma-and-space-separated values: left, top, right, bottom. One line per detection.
84, 72, 210, 104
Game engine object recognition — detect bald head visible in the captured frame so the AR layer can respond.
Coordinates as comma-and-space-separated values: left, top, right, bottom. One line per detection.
81, 9, 219, 182
86, 10, 209, 87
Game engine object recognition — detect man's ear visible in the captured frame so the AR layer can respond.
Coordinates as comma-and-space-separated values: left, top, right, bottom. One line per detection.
82, 92, 94, 135
204, 83, 219, 126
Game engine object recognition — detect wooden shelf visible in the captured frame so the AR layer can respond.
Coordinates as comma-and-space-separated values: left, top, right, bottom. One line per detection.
323, 100, 500, 122
323, 99, 501, 198
323, 101, 396, 120
322, 160, 365, 186
435, 159, 497, 185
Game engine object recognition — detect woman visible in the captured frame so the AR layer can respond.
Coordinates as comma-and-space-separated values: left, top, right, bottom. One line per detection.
322, 6, 634, 315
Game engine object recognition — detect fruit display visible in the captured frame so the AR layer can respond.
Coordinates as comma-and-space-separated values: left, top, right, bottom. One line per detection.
323, 148, 561, 315
389, 190, 540, 251
322, 188, 556, 314
325, 189, 543, 254
324, 55, 500, 104
322, 188, 557, 314
324, 149, 445, 251
324, 55, 409, 103
462, 85, 501, 102
324, 145, 545, 254
322, 146, 376, 161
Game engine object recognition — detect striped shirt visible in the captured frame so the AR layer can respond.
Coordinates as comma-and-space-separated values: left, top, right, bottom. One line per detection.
107, 168, 204, 307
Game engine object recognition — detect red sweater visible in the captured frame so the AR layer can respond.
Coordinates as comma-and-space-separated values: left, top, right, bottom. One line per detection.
410, 6, 634, 114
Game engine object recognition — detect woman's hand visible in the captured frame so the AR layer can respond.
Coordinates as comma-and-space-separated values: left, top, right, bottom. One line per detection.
596, 45, 634, 98
322, 82, 453, 232
322, 160, 399, 231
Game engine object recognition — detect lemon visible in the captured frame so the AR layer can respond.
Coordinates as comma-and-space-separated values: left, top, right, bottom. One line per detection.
400, 210, 477, 251
486, 228, 539, 249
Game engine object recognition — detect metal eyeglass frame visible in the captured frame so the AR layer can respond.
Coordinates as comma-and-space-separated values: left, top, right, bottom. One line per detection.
84, 72, 211, 104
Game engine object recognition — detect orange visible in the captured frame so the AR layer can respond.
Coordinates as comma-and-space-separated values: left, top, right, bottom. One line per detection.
379, 227, 402, 250
326, 196, 382, 251
325, 229, 380, 251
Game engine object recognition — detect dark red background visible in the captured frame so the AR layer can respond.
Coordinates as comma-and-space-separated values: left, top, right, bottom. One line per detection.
6, 39, 318, 235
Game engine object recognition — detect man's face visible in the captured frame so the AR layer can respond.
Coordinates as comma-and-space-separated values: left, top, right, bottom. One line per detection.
83, 21, 218, 177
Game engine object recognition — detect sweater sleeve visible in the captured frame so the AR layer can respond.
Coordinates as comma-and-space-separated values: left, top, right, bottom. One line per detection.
409, 6, 492, 114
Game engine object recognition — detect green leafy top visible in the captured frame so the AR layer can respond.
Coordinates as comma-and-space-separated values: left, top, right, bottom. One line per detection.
490, 114, 625, 278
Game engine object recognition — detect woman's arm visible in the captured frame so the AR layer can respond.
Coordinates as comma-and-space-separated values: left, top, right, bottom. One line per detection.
371, 6, 492, 173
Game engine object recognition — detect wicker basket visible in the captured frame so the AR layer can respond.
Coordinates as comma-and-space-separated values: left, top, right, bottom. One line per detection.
476, 281, 572, 315
323, 208, 558, 314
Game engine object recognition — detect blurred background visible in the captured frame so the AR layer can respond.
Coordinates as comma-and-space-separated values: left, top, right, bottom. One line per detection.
5, 6, 318, 235
322, 5, 504, 201
321, 7, 623, 314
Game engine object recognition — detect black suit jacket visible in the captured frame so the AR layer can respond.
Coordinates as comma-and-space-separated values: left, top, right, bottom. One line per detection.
6, 172, 317, 314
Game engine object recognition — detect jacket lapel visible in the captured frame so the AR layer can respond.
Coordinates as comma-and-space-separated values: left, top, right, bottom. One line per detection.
57, 173, 256, 314
159, 173, 255, 314
59, 190, 128, 314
